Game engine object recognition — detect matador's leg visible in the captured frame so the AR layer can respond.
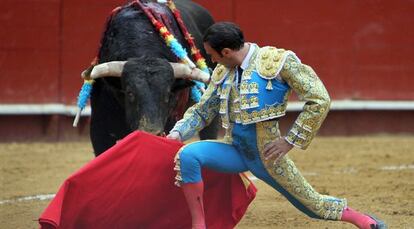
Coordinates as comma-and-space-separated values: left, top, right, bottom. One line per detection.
254, 121, 386, 228
175, 140, 248, 184
174, 140, 249, 229
257, 155, 346, 220
254, 121, 346, 220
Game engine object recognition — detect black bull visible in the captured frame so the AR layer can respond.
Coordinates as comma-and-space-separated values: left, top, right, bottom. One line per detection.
89, 0, 218, 156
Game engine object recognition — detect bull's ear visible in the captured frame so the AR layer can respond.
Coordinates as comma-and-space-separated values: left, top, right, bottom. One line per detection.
171, 79, 195, 93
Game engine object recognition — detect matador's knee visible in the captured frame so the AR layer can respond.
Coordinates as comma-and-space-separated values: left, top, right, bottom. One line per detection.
174, 145, 203, 186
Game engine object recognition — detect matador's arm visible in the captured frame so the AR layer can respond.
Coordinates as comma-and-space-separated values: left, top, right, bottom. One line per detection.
280, 54, 331, 149
170, 80, 220, 141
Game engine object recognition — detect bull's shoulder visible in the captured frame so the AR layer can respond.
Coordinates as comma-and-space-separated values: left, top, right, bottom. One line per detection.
210, 64, 228, 85
256, 46, 289, 78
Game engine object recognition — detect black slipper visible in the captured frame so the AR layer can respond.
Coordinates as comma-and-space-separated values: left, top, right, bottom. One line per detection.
368, 214, 387, 229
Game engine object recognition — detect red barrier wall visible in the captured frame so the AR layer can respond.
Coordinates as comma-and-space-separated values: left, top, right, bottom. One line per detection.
0, 0, 413, 141
1, 0, 61, 103
60, 0, 121, 104
1, 0, 413, 104
0, 0, 120, 104
194, 0, 414, 100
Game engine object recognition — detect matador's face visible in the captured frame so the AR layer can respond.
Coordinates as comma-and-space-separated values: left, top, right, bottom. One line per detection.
203, 42, 237, 68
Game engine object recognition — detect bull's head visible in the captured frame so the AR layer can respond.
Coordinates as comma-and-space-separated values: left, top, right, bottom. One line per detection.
83, 57, 209, 135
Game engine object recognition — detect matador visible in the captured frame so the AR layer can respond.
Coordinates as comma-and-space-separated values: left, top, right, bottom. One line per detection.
167, 22, 386, 229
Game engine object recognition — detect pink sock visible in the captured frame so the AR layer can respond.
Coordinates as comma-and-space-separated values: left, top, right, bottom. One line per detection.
191, 224, 206, 229
182, 182, 206, 229
341, 207, 377, 229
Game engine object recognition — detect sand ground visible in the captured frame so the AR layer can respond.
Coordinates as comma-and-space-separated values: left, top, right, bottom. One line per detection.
1, 136, 413, 228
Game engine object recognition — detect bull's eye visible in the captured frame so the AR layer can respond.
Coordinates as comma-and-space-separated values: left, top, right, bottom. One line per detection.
127, 91, 135, 102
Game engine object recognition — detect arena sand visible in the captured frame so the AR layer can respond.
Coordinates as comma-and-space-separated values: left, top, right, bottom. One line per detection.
1, 136, 413, 228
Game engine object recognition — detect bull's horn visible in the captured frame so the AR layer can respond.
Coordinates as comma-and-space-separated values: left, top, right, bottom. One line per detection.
169, 63, 210, 83
82, 61, 127, 79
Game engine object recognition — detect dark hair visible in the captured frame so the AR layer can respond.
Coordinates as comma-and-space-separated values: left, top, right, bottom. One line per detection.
203, 22, 245, 55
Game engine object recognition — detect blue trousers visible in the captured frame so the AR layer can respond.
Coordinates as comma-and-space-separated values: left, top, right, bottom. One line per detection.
176, 123, 346, 220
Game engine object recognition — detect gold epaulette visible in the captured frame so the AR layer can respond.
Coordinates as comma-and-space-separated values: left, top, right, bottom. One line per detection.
256, 46, 287, 79
210, 64, 228, 85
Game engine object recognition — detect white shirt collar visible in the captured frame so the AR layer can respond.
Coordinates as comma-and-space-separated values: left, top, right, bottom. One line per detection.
240, 43, 257, 70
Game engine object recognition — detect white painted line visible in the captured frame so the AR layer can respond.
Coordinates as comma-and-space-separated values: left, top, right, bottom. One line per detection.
302, 172, 319, 176
1, 100, 414, 115
0, 194, 55, 205
288, 100, 414, 111
333, 167, 358, 174
380, 164, 414, 171
0, 104, 90, 116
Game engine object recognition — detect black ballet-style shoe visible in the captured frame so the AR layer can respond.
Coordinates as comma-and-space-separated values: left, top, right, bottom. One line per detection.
368, 214, 387, 229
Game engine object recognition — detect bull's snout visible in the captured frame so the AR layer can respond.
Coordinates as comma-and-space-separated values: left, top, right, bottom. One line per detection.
138, 116, 165, 136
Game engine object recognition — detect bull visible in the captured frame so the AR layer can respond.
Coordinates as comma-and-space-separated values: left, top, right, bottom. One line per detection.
85, 0, 218, 156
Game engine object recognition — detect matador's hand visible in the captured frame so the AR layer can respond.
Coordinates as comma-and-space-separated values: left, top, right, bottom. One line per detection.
263, 137, 293, 162
166, 131, 182, 142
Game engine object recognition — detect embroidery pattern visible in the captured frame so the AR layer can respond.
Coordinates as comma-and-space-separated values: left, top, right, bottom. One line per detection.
255, 121, 346, 220
281, 55, 331, 149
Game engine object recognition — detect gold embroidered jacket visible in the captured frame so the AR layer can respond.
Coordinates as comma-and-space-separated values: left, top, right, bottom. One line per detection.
171, 45, 330, 149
